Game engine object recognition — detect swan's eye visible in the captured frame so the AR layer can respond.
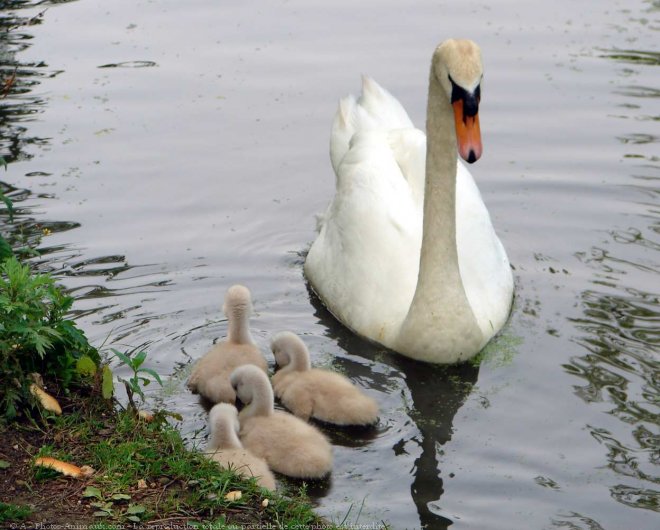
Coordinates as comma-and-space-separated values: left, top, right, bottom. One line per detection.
448, 74, 462, 104
448, 74, 480, 117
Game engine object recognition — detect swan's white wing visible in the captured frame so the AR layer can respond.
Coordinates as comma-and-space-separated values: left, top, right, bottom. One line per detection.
386, 128, 426, 209
456, 166, 514, 343
306, 129, 422, 343
330, 76, 414, 173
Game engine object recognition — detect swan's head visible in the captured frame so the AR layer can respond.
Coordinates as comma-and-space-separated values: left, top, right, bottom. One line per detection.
270, 331, 312, 372
222, 284, 253, 318
229, 364, 272, 406
432, 39, 483, 163
208, 403, 240, 436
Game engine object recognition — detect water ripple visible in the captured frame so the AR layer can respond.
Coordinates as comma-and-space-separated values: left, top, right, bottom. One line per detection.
598, 48, 660, 66
97, 60, 158, 69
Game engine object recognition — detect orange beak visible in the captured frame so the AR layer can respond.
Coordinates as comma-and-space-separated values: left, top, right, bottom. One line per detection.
452, 99, 482, 164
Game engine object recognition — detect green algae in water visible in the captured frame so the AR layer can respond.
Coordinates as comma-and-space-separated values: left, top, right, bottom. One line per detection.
471, 332, 523, 368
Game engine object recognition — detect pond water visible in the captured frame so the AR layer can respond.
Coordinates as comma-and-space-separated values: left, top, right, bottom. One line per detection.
1, 0, 658, 528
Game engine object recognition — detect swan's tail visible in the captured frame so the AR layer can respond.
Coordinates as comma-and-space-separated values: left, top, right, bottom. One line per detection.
330, 76, 414, 173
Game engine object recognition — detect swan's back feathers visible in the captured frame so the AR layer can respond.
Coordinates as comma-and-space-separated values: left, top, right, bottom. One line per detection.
330, 76, 414, 173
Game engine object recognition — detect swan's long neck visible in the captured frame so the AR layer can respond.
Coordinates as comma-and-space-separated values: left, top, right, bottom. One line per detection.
208, 419, 242, 450
240, 378, 274, 420
227, 305, 253, 345
395, 69, 483, 362
284, 344, 312, 373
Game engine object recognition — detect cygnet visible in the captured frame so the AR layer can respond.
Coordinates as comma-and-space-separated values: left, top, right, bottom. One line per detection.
205, 403, 276, 491
187, 285, 268, 403
229, 365, 332, 479
270, 331, 379, 426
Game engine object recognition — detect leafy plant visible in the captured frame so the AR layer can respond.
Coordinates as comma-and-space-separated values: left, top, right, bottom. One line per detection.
82, 486, 146, 523
110, 348, 162, 412
0, 257, 100, 418
0, 183, 14, 221
0, 183, 15, 260
0, 235, 12, 261
0, 501, 32, 522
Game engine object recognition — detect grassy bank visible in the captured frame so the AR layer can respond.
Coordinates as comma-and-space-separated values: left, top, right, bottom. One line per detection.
1, 389, 329, 528
0, 244, 336, 528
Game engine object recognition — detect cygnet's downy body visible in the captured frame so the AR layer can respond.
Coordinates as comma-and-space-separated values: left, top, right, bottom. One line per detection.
205, 403, 276, 491
187, 285, 268, 403
230, 365, 333, 479
271, 332, 379, 426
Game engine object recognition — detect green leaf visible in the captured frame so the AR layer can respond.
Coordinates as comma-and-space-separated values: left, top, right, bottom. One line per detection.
0, 187, 13, 222
129, 380, 145, 401
111, 493, 131, 501
110, 349, 132, 368
0, 236, 12, 261
91, 501, 113, 515
132, 350, 147, 369
164, 411, 183, 422
76, 355, 97, 377
101, 365, 114, 399
127, 516, 141, 523
138, 367, 163, 386
0, 459, 10, 469
126, 504, 146, 514
82, 486, 103, 500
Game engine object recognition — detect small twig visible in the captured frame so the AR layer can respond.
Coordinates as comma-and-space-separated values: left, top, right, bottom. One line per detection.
1, 68, 17, 99
27, 9, 48, 26
123, 380, 137, 412
6, 9, 48, 32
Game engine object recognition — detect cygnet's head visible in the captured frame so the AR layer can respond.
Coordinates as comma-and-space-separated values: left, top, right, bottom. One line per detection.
229, 364, 271, 406
270, 331, 312, 372
208, 402, 240, 435
432, 39, 483, 163
222, 284, 253, 318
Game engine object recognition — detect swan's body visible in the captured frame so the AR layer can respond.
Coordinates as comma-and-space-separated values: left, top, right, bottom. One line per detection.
305, 39, 514, 363
205, 403, 276, 491
187, 285, 268, 403
230, 365, 333, 479
270, 332, 378, 426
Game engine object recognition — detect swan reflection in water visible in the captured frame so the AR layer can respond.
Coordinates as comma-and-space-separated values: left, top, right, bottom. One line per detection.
308, 287, 479, 530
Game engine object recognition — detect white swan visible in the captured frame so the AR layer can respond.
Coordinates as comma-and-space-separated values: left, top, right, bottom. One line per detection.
270, 331, 379, 426
187, 285, 268, 403
205, 403, 276, 491
304, 39, 514, 363
230, 365, 333, 479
